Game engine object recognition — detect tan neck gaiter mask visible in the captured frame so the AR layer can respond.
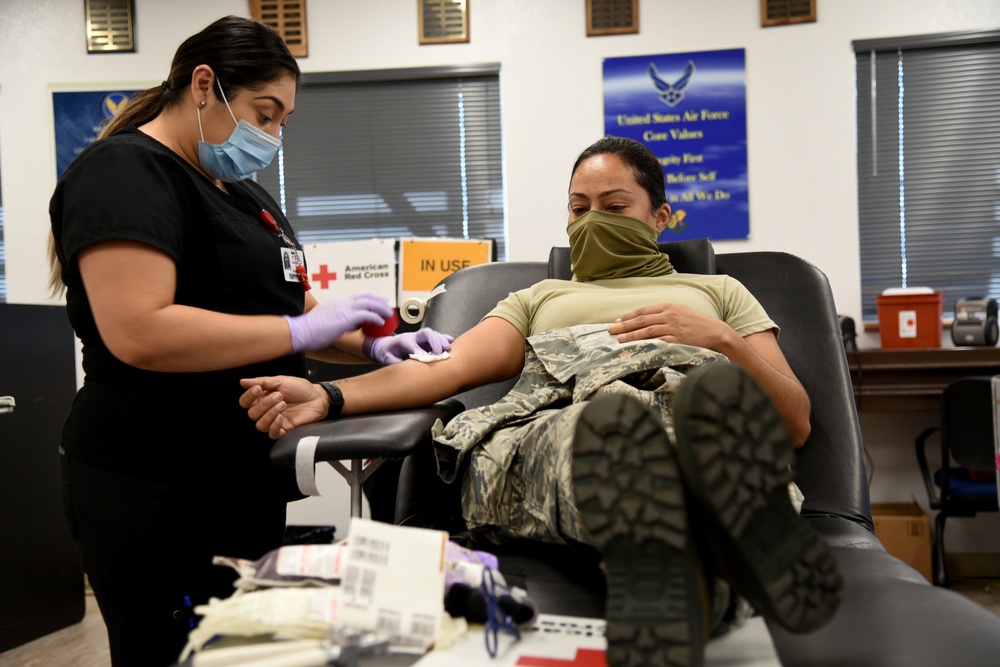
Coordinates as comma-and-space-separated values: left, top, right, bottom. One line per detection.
568, 210, 674, 282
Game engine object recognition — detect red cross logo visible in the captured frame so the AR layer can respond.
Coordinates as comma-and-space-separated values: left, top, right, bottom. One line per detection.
312, 264, 338, 289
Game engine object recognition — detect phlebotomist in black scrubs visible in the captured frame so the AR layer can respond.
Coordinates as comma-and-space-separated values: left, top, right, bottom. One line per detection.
47, 16, 452, 667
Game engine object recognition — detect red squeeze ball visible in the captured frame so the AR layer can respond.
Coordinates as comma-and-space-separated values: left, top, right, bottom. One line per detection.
361, 309, 399, 338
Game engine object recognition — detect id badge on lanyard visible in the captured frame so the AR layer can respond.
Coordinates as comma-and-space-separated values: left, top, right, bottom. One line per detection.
259, 208, 310, 290
281, 247, 304, 283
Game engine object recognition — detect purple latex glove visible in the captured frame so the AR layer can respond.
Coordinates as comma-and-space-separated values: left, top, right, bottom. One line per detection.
367, 328, 454, 365
283, 293, 394, 353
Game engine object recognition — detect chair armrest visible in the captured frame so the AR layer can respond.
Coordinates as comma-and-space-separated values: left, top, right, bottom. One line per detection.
269, 398, 465, 466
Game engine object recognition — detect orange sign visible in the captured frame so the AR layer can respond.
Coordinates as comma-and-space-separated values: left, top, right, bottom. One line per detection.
400, 239, 492, 292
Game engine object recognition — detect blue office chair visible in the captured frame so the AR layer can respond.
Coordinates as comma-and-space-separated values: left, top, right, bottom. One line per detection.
916, 376, 1000, 587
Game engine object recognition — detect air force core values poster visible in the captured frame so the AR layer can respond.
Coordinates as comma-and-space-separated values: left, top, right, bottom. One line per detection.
603, 48, 749, 241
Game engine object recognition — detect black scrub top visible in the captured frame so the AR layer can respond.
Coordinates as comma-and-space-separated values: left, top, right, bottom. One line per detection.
50, 125, 306, 496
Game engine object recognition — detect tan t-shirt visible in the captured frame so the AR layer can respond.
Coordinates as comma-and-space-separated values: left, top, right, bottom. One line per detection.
486, 273, 777, 339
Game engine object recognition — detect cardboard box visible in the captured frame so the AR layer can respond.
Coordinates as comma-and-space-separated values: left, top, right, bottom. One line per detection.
877, 291, 944, 349
872, 502, 933, 583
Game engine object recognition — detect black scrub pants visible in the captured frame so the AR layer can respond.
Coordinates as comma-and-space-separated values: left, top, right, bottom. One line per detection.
60, 453, 288, 667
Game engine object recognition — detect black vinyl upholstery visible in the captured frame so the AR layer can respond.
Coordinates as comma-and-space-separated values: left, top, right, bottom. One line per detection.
271, 243, 1000, 663
713, 252, 874, 532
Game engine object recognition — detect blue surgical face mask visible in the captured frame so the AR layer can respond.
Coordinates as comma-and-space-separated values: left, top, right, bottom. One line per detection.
197, 80, 281, 183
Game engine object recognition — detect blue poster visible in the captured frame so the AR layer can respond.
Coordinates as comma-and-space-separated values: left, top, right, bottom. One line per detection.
53, 89, 143, 179
603, 49, 749, 241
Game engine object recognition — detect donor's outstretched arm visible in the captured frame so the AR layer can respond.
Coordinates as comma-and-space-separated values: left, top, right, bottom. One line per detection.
240, 316, 526, 439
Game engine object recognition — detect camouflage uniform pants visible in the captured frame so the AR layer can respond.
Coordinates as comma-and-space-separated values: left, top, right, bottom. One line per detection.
432, 323, 726, 545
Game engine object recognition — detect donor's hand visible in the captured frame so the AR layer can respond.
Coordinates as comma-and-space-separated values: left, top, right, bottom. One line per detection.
609, 302, 733, 351
239, 376, 327, 439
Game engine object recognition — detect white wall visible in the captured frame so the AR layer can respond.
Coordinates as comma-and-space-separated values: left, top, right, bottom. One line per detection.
3, 0, 999, 545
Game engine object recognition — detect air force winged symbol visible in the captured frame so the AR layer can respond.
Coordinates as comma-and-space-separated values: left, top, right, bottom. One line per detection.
648, 61, 696, 107
101, 92, 131, 119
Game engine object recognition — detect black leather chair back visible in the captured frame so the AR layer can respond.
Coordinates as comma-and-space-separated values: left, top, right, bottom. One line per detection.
942, 377, 997, 472
421, 261, 548, 410
714, 252, 872, 529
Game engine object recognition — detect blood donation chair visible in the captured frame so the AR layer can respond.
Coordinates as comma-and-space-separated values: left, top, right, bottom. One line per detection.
271, 240, 1000, 665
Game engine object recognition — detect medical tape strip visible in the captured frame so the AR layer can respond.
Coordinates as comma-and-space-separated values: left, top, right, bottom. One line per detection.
294, 435, 322, 496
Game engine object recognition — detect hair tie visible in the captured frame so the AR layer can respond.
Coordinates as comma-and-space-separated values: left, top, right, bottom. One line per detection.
161, 80, 172, 92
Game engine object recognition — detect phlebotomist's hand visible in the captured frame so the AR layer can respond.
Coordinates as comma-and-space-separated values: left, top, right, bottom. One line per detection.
367, 328, 454, 365
283, 293, 394, 353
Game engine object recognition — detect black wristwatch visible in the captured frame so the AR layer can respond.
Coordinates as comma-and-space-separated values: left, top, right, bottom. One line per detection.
319, 381, 345, 418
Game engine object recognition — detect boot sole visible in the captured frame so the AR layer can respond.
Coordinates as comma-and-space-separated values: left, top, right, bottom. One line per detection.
671, 363, 843, 634
573, 393, 705, 667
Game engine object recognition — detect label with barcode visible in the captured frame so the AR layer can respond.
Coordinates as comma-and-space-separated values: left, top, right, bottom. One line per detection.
342, 564, 379, 608
350, 534, 392, 567
535, 616, 607, 637
306, 587, 341, 623
408, 612, 439, 639
275, 544, 346, 578
337, 518, 447, 650
376, 608, 403, 635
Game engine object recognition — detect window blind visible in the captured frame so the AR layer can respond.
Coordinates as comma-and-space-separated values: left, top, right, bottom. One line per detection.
854, 31, 1000, 321
256, 65, 506, 260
